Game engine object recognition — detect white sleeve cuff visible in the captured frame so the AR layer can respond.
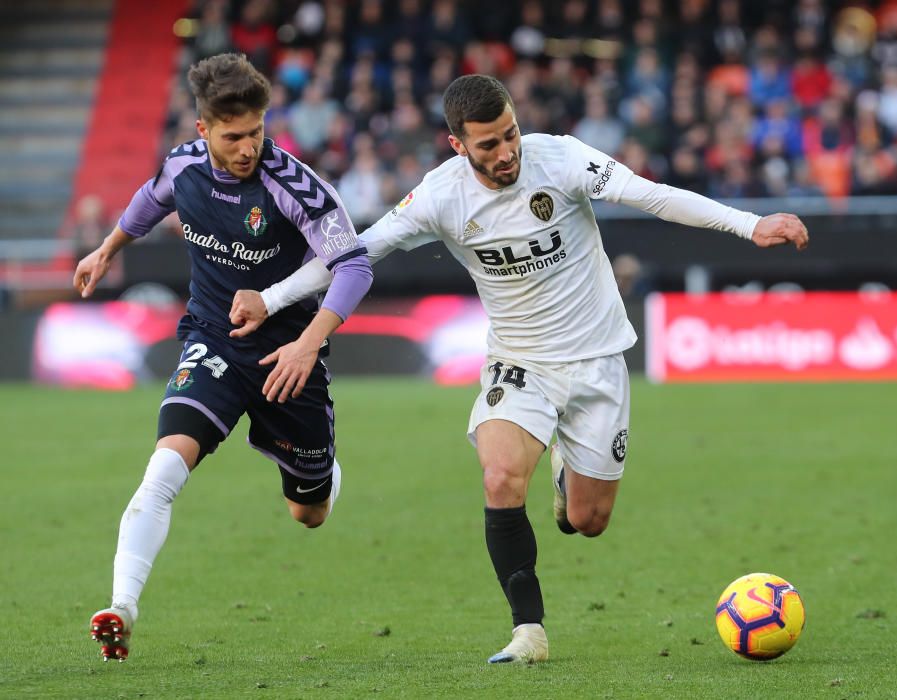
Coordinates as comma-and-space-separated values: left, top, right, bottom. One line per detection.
260, 286, 281, 316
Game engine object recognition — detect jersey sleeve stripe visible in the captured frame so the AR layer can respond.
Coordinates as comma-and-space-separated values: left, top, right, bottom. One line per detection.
260, 142, 338, 221
324, 246, 369, 270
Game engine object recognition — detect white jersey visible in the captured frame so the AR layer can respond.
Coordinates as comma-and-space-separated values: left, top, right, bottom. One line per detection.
261, 134, 760, 361
364, 133, 638, 362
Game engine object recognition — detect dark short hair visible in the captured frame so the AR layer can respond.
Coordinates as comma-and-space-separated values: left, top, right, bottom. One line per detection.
187, 53, 271, 123
443, 74, 514, 138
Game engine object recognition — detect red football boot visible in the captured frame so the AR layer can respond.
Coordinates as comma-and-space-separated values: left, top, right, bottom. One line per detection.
89, 607, 135, 662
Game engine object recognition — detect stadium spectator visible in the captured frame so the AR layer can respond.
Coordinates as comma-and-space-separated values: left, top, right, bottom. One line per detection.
803, 98, 854, 157
287, 80, 340, 155
677, 0, 713, 61
829, 6, 877, 90
313, 111, 352, 177
425, 0, 472, 61
791, 53, 833, 112
337, 141, 388, 225
267, 111, 302, 157
873, 2, 897, 66
541, 57, 584, 130
384, 96, 436, 163
622, 93, 667, 155
274, 48, 314, 99
573, 93, 625, 156
710, 158, 763, 198
231, 0, 279, 75
727, 95, 756, 144
753, 98, 804, 161
855, 90, 893, 154
852, 149, 897, 195
550, 0, 593, 43
852, 90, 897, 194
668, 145, 707, 191
395, 0, 429, 53
509, 0, 546, 59
712, 0, 747, 65
787, 159, 825, 197
877, 64, 897, 133
72, 194, 108, 252
159, 0, 897, 203
759, 156, 791, 197
190, 0, 233, 62
706, 57, 750, 99
612, 253, 654, 298
794, 0, 827, 47
705, 119, 753, 175
595, 0, 626, 41
749, 52, 792, 108
624, 47, 670, 118
393, 152, 427, 196
349, 0, 392, 67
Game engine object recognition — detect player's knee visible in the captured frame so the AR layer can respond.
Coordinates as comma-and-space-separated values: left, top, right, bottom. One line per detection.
287, 500, 328, 528
482, 463, 527, 504
568, 508, 612, 538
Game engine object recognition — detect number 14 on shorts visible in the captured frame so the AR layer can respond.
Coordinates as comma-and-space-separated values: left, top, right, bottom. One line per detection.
488, 361, 526, 389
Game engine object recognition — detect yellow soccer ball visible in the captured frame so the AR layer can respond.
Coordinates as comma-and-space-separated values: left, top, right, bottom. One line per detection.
715, 573, 806, 660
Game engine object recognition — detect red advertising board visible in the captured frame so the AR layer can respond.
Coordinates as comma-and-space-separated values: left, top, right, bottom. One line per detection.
646, 292, 897, 382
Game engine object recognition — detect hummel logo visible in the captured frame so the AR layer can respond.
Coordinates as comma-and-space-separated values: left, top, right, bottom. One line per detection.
296, 482, 327, 494
211, 187, 240, 204
463, 219, 485, 239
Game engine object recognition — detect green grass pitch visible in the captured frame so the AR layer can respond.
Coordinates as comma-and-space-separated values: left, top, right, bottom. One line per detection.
1, 378, 894, 699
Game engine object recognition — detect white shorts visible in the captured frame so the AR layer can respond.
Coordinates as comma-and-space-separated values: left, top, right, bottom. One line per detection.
467, 353, 630, 481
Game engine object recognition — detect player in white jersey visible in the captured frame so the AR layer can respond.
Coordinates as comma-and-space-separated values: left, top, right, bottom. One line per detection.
229, 75, 809, 664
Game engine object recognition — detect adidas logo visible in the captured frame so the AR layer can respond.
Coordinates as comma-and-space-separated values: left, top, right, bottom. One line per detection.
463, 219, 485, 239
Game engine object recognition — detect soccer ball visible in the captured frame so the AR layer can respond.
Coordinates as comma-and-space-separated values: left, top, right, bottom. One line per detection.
715, 572, 805, 660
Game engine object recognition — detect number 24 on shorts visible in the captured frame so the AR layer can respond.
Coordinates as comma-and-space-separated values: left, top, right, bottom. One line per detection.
178, 342, 230, 379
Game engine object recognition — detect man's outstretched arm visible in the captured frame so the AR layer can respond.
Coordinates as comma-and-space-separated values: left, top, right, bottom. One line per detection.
231, 178, 439, 336
229, 228, 404, 336
75, 167, 178, 297
74, 226, 134, 298
615, 174, 809, 250
229, 255, 341, 338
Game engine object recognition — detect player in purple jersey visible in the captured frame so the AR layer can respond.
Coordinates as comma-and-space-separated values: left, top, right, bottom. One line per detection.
73, 53, 372, 662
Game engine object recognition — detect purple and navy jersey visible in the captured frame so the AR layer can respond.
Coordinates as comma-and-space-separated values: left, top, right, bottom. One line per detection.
119, 137, 371, 356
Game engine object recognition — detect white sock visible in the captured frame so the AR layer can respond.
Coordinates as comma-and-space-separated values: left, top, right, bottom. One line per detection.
327, 459, 342, 516
111, 448, 189, 615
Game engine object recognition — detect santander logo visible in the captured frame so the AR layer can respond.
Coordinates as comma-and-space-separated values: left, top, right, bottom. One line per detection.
838, 319, 893, 370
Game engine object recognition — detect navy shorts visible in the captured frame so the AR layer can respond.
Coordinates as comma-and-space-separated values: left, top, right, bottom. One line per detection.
157, 330, 334, 504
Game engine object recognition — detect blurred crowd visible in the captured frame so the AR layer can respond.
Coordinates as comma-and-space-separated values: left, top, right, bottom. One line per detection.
155, 0, 897, 227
